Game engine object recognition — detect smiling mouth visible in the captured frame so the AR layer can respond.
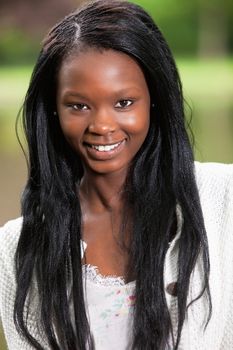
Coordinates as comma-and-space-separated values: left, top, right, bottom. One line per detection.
85, 140, 124, 152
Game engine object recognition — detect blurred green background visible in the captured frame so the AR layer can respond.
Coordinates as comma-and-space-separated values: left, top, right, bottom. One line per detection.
0, 0, 233, 348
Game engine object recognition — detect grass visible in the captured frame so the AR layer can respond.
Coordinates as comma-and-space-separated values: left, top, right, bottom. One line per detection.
0, 65, 31, 153
0, 326, 6, 349
0, 66, 31, 108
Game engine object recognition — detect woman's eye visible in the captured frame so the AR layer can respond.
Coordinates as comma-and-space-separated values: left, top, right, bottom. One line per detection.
115, 100, 133, 108
69, 103, 89, 111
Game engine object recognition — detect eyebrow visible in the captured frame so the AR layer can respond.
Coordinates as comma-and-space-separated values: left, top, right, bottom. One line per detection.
62, 92, 89, 99
62, 87, 142, 99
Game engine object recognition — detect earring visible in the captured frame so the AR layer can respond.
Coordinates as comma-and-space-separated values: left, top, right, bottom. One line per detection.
53, 111, 57, 116
151, 103, 155, 108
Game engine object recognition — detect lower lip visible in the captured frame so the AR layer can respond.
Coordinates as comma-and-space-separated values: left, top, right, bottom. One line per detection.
85, 140, 126, 160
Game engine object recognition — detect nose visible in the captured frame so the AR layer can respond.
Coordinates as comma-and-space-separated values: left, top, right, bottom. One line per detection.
88, 108, 117, 135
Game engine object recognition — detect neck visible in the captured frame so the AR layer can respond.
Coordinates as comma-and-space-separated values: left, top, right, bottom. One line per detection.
79, 168, 128, 213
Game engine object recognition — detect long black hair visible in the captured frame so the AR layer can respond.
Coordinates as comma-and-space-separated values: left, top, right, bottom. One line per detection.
14, 0, 212, 349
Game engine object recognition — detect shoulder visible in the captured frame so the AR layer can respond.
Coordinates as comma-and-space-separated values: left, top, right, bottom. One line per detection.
0, 218, 22, 325
194, 161, 233, 235
0, 217, 23, 268
194, 161, 233, 202
194, 160, 233, 183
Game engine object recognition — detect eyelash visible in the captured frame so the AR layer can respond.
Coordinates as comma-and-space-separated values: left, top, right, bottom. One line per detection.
67, 99, 134, 111
115, 99, 134, 108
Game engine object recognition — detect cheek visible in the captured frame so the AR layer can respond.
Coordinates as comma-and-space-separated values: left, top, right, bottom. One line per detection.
59, 118, 82, 139
122, 110, 150, 137
58, 118, 85, 153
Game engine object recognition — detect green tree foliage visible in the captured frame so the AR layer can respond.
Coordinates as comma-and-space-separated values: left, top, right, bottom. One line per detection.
132, 0, 233, 56
0, 29, 39, 65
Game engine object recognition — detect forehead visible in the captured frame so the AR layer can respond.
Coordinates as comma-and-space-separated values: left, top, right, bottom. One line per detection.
57, 48, 148, 93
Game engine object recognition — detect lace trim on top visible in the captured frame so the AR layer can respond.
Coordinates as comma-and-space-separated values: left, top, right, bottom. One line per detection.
82, 264, 133, 287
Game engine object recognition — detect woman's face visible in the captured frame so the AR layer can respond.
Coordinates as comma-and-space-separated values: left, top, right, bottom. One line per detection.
56, 48, 150, 175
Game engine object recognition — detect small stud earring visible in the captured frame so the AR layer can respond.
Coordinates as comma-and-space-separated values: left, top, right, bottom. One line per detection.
151, 103, 155, 108
53, 111, 57, 116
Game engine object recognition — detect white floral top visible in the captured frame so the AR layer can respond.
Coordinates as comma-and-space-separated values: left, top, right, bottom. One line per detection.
81, 263, 136, 349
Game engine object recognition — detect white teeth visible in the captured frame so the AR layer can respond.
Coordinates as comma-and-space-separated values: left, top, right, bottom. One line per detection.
91, 142, 122, 152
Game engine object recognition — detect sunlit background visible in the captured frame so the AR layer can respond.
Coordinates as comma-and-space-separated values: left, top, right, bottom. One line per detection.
0, 0, 233, 348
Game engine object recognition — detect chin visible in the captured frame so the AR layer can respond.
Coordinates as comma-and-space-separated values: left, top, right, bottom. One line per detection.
84, 161, 129, 176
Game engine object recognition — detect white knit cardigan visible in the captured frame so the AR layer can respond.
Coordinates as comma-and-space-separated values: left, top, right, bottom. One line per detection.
0, 161, 233, 349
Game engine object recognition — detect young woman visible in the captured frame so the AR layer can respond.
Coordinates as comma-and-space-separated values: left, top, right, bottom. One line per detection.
0, 0, 232, 349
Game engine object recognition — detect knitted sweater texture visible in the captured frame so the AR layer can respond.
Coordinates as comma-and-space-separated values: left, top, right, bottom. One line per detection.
0, 161, 233, 349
